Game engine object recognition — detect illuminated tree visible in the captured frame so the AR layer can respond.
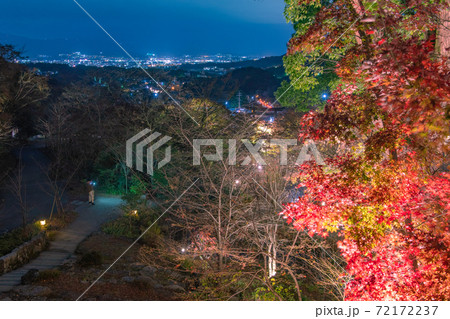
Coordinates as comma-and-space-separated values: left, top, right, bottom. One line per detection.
280, 0, 450, 300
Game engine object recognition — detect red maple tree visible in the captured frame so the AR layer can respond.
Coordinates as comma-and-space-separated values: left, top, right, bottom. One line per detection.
281, 0, 450, 300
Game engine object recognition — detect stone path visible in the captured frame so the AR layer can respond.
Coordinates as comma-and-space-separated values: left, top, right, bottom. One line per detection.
0, 196, 122, 292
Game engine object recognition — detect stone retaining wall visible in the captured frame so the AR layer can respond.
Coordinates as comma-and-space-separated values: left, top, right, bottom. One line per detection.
0, 233, 48, 275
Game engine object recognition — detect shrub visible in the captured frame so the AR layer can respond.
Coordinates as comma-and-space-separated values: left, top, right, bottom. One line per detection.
180, 258, 194, 271
0, 224, 41, 257
36, 269, 61, 282
102, 217, 139, 238
253, 276, 299, 301
102, 208, 162, 247
47, 211, 77, 230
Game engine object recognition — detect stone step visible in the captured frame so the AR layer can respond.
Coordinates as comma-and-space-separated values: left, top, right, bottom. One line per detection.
0, 196, 123, 294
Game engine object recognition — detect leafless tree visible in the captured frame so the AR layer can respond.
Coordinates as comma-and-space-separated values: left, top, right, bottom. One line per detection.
8, 151, 28, 233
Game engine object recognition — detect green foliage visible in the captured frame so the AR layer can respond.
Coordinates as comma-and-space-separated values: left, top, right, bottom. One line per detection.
275, 69, 338, 111
284, 0, 322, 35
92, 150, 156, 197
0, 223, 41, 257
254, 276, 298, 301
128, 174, 149, 195
102, 215, 140, 238
94, 153, 166, 199
101, 207, 162, 246
276, 2, 340, 110
95, 166, 126, 195
276, 0, 341, 110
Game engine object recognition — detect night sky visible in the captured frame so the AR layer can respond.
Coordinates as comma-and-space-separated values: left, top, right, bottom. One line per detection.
0, 0, 293, 57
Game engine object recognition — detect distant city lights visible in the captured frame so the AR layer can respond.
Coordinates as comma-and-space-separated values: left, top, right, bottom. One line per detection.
20, 52, 263, 70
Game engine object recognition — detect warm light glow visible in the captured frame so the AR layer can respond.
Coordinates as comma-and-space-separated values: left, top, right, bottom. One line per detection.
257, 98, 273, 109
132, 210, 138, 215
257, 124, 273, 134
235, 180, 240, 184
181, 248, 186, 253
40, 220, 46, 226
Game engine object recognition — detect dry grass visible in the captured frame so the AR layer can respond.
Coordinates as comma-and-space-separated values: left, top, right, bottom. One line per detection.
41, 273, 169, 300
76, 233, 139, 264
33, 233, 177, 300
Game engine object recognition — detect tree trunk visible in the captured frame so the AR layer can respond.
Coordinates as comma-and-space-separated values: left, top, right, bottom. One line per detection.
437, 1, 450, 58
268, 226, 277, 278
268, 243, 277, 278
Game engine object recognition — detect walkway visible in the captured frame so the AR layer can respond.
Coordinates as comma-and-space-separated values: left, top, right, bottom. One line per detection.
0, 196, 123, 292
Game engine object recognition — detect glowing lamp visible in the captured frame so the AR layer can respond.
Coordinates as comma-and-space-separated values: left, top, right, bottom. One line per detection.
40, 220, 46, 226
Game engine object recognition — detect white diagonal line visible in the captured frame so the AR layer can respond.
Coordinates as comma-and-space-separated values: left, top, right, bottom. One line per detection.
76, 178, 199, 301
251, 0, 379, 125
251, 177, 350, 277
72, 0, 200, 126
